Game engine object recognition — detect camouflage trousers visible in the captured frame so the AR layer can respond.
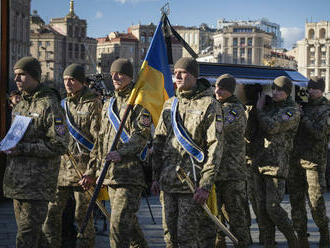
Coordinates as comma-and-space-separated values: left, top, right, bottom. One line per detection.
246, 163, 265, 244
288, 158, 329, 237
13, 199, 48, 248
108, 185, 149, 248
161, 191, 216, 248
255, 174, 297, 246
215, 180, 251, 248
41, 186, 95, 248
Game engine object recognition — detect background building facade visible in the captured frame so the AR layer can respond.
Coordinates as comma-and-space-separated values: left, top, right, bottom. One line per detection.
9, 0, 31, 81
294, 21, 330, 92
214, 25, 273, 66
30, 1, 97, 91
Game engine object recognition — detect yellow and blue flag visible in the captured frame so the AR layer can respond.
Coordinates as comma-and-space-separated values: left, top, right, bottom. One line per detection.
127, 20, 175, 126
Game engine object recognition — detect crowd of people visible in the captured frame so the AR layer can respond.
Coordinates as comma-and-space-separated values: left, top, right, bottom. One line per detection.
2, 55, 330, 248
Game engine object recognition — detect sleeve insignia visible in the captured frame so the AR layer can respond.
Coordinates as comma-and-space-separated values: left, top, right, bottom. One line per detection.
140, 110, 152, 127
55, 124, 66, 136
55, 117, 63, 125
230, 110, 238, 116
216, 115, 223, 133
282, 111, 293, 120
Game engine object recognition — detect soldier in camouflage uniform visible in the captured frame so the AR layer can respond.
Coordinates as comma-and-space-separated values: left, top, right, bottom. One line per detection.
89, 58, 150, 248
288, 76, 330, 248
244, 84, 265, 245
255, 76, 300, 247
151, 57, 224, 248
214, 74, 250, 248
2, 56, 69, 248
41, 64, 101, 247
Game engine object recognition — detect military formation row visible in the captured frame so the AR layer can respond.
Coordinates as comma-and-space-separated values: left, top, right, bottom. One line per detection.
2, 56, 329, 248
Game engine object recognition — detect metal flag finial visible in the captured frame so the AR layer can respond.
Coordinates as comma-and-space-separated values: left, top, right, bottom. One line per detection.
160, 2, 170, 16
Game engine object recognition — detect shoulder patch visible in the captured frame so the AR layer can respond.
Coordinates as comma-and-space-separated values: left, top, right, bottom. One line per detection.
230, 110, 238, 116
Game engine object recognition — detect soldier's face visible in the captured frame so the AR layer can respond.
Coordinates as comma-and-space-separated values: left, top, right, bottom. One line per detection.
174, 68, 197, 91
14, 69, 38, 92
308, 88, 323, 100
214, 85, 232, 102
272, 88, 288, 102
10, 95, 21, 105
111, 72, 131, 91
64, 76, 84, 94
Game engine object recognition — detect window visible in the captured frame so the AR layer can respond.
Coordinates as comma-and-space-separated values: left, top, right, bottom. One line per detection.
241, 57, 245, 64
46, 41, 50, 47
233, 38, 238, 46
81, 44, 85, 60
75, 44, 79, 58
308, 29, 315, 39
233, 48, 238, 58
247, 38, 252, 46
240, 38, 245, 45
38, 41, 42, 47
68, 43, 73, 59
319, 28, 326, 39
240, 48, 245, 56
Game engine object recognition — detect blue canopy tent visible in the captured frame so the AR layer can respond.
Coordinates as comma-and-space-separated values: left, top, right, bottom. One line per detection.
198, 62, 308, 87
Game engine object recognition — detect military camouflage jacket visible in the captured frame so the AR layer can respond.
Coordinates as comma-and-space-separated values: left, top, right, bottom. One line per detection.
294, 97, 330, 166
216, 95, 247, 182
57, 87, 102, 187
152, 78, 224, 193
245, 105, 264, 163
88, 83, 151, 187
256, 98, 300, 178
4, 84, 69, 201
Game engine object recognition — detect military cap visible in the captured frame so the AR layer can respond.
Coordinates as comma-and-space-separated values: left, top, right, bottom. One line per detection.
14, 56, 41, 82
215, 73, 236, 94
174, 57, 199, 78
308, 76, 325, 92
273, 76, 292, 95
63, 63, 86, 83
110, 58, 133, 78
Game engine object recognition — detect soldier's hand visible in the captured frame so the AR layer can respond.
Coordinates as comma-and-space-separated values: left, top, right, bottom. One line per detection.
106, 151, 122, 162
151, 181, 160, 195
193, 187, 209, 205
79, 175, 95, 191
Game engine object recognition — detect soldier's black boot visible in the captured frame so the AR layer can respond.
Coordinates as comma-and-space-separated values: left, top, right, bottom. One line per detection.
319, 227, 329, 248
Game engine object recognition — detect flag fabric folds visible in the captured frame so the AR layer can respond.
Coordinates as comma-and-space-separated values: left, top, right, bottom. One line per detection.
127, 20, 175, 126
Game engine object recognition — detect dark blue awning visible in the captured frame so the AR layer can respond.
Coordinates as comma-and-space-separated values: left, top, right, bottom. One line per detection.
198, 62, 308, 87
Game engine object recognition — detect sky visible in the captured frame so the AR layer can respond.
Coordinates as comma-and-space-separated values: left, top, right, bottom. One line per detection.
31, 0, 330, 50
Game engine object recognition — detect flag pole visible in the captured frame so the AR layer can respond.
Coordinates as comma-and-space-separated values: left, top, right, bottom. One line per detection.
78, 104, 133, 236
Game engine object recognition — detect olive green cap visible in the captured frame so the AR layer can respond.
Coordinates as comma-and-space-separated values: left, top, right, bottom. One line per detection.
13, 56, 41, 82
110, 58, 133, 78
215, 73, 236, 94
63, 63, 86, 83
308, 76, 325, 92
273, 76, 292, 95
174, 57, 199, 78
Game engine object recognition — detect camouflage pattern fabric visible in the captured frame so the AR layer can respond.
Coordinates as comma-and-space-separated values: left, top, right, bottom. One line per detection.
3, 84, 68, 248
152, 79, 223, 247
244, 105, 265, 243
41, 87, 101, 247
57, 86, 102, 186
13, 199, 48, 248
108, 185, 149, 248
288, 96, 330, 243
162, 192, 216, 248
41, 186, 95, 248
216, 95, 247, 182
255, 98, 300, 247
88, 82, 151, 248
256, 98, 300, 178
89, 83, 151, 187
215, 181, 250, 248
4, 83, 69, 201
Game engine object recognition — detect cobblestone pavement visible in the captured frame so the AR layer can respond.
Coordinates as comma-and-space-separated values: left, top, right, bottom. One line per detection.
1, 193, 330, 248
